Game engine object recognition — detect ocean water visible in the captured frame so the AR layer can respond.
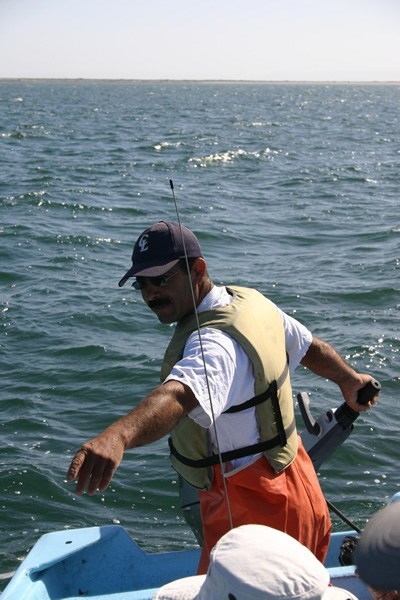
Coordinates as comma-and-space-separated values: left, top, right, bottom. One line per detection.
0, 81, 399, 580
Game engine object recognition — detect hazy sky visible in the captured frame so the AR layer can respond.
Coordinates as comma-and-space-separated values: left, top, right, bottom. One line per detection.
1, 0, 399, 81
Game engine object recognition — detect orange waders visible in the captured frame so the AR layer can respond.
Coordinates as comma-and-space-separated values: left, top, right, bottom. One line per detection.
197, 438, 331, 574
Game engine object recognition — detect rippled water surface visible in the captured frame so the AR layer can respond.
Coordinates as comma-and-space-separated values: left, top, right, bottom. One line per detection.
0, 81, 399, 579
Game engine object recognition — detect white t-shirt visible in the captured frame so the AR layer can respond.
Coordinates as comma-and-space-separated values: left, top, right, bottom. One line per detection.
164, 286, 312, 470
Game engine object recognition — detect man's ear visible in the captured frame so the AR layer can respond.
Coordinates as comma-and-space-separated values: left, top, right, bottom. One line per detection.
192, 258, 207, 282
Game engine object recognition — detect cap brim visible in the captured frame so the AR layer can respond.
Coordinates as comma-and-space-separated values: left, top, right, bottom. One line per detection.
118, 259, 180, 287
322, 586, 358, 599
153, 575, 205, 600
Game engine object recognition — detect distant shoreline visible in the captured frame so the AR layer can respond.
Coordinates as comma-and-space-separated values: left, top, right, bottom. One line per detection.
0, 78, 399, 85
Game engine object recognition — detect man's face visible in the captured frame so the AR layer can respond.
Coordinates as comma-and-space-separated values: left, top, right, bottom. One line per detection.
138, 263, 197, 324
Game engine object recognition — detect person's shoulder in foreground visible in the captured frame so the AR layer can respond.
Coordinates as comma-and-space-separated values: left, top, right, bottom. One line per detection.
355, 498, 400, 600
153, 523, 358, 600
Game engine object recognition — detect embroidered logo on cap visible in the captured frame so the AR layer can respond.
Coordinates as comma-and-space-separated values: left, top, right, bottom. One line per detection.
138, 234, 149, 253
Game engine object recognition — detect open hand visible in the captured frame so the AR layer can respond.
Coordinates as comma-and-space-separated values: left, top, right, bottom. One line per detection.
67, 430, 124, 495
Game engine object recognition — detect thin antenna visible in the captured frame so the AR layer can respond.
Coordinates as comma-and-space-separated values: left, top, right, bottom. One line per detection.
169, 179, 233, 531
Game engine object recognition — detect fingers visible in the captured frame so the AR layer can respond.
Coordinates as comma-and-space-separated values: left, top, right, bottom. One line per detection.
82, 455, 117, 496
355, 376, 381, 411
66, 446, 96, 495
341, 374, 381, 413
66, 443, 119, 496
66, 447, 87, 482
74, 451, 102, 496
353, 394, 377, 412
67, 449, 115, 496
355, 398, 377, 412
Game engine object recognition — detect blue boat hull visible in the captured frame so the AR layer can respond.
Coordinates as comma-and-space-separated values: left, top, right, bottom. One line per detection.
1, 524, 371, 600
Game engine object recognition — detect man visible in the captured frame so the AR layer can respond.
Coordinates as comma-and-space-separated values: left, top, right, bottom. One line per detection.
67, 220, 378, 573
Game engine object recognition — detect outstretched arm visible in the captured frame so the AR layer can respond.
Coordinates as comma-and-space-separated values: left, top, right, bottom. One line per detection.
67, 380, 198, 496
300, 336, 379, 411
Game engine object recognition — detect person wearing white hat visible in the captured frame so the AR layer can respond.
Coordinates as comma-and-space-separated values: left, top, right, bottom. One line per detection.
154, 524, 358, 600
355, 501, 400, 600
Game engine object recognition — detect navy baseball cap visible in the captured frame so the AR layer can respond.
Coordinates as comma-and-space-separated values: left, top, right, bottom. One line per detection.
118, 221, 202, 287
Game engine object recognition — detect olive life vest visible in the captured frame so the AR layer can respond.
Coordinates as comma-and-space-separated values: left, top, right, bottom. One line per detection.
160, 286, 298, 490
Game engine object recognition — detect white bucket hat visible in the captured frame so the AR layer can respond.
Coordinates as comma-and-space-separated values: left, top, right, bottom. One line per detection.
154, 524, 357, 600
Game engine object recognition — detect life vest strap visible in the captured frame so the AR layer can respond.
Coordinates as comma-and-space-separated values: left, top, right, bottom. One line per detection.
223, 362, 289, 414
168, 417, 296, 468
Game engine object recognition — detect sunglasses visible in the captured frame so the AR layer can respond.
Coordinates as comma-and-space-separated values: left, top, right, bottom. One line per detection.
132, 267, 181, 290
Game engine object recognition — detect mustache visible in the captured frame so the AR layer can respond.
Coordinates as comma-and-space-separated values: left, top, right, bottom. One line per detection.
148, 298, 171, 310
